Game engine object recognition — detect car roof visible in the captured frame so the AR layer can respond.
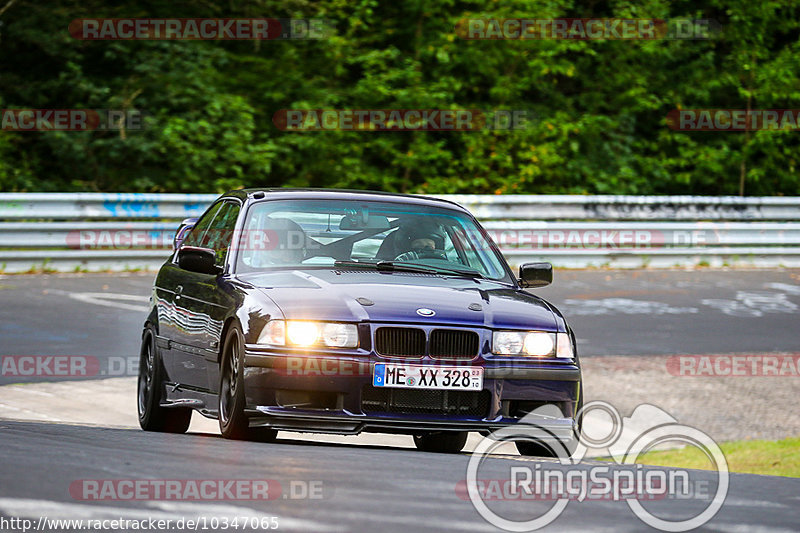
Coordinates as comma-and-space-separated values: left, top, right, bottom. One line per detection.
220, 188, 469, 213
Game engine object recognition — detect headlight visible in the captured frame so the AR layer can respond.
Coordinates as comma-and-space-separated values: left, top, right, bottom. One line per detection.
287, 321, 320, 346
321, 322, 359, 347
492, 331, 525, 355
492, 331, 556, 357
257, 320, 358, 348
257, 320, 285, 345
555, 332, 574, 359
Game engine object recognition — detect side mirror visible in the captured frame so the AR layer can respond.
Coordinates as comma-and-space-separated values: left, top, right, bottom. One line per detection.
519, 262, 553, 288
173, 218, 198, 250
177, 246, 221, 275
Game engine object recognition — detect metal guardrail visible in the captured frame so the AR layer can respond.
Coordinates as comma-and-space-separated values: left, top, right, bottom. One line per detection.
0, 193, 217, 220
0, 222, 175, 248
1, 192, 800, 220
1, 193, 799, 272
447, 195, 800, 220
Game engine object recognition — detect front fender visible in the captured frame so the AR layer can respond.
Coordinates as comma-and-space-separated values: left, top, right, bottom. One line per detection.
231, 284, 285, 349
143, 287, 159, 334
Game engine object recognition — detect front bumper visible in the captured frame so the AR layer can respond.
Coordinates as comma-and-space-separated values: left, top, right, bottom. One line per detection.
242, 350, 581, 437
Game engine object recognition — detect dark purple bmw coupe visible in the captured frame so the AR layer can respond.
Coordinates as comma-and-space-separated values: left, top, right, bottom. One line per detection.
138, 189, 582, 454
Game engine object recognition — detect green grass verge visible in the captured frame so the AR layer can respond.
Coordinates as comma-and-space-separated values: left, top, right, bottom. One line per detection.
600, 436, 800, 478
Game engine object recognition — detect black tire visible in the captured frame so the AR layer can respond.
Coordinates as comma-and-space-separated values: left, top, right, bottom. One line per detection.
516, 392, 583, 458
218, 324, 277, 442
515, 438, 578, 457
137, 325, 191, 433
413, 431, 468, 453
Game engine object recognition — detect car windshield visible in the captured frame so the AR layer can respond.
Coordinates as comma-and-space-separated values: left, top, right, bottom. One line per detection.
235, 198, 512, 282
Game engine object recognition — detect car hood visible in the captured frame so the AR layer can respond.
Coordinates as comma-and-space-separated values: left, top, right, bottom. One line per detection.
237, 269, 558, 331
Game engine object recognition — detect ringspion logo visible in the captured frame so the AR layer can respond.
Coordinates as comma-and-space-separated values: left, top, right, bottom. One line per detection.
465, 402, 728, 531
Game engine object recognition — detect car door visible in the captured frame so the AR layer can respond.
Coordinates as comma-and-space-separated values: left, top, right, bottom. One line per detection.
156, 201, 222, 383
170, 199, 241, 390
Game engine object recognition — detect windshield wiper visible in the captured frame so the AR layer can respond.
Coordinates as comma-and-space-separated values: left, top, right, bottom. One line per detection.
391, 262, 485, 279
333, 260, 380, 270
335, 260, 483, 279
333, 260, 438, 275
430, 266, 485, 279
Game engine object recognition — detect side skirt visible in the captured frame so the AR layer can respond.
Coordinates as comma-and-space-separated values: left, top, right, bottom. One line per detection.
162, 382, 219, 419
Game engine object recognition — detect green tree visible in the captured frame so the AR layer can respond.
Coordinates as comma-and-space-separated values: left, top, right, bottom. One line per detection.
0, 0, 798, 195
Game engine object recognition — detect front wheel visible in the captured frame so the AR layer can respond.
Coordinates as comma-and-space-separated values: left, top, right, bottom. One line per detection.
218, 324, 276, 442
516, 392, 583, 457
137, 326, 191, 433
414, 431, 468, 453
515, 437, 578, 457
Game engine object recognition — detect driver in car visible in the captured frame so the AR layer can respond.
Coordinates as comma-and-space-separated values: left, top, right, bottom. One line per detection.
393, 219, 449, 262
249, 217, 307, 266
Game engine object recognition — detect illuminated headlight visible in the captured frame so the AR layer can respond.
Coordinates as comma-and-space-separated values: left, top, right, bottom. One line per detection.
257, 320, 358, 348
287, 321, 320, 346
492, 331, 556, 357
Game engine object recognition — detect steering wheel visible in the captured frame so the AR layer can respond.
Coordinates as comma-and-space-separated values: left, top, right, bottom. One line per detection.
394, 248, 448, 262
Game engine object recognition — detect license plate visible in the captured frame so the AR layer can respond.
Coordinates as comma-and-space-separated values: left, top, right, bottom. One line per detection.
373, 363, 483, 391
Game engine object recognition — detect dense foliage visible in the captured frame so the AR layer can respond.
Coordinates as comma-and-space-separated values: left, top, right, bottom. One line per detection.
1, 0, 799, 195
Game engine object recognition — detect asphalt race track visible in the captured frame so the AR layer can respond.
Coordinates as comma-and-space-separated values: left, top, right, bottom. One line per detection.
1, 269, 799, 532
2, 269, 799, 380
0, 420, 798, 533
